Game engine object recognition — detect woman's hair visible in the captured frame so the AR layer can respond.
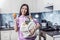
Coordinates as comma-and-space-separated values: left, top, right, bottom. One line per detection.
18, 4, 29, 17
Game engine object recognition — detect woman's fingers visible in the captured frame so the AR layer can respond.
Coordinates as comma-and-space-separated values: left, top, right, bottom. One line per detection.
29, 29, 35, 35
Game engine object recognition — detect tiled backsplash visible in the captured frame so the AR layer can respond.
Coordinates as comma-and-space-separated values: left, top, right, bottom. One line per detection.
0, 13, 19, 27
0, 11, 60, 28
41, 11, 60, 25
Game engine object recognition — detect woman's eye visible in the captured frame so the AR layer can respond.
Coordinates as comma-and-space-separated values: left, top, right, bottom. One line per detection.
22, 8, 24, 9
25, 8, 27, 10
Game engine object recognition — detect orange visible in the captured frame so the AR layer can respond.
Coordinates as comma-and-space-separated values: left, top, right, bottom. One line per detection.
12, 13, 17, 19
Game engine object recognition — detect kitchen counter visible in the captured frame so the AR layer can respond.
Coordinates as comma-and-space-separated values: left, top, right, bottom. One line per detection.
40, 30, 60, 40
45, 31, 60, 37
0, 28, 14, 31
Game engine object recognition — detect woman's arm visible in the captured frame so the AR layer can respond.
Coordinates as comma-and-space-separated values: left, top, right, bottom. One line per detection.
13, 13, 18, 32
14, 19, 18, 32
28, 16, 40, 35
29, 23, 40, 35
29, 18, 40, 36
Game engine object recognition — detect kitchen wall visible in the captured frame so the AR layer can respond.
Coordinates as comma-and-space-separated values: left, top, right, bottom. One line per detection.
0, 0, 54, 13
41, 11, 60, 25
0, 13, 18, 27
0, 0, 21, 13
1, 0, 60, 13
0, 0, 37, 13
1, 11, 60, 27
54, 0, 60, 10
37, 0, 53, 12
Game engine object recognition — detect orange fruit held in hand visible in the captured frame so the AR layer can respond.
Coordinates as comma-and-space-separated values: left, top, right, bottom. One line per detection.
12, 13, 17, 19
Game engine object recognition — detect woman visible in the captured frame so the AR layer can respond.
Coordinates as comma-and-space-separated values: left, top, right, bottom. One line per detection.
14, 4, 40, 40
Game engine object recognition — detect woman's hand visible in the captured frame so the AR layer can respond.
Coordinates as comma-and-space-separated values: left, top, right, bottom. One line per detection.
29, 28, 35, 36
35, 23, 40, 30
14, 25, 18, 32
29, 23, 40, 36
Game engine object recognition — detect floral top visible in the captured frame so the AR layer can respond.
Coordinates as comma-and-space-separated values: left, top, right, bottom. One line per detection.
16, 15, 39, 40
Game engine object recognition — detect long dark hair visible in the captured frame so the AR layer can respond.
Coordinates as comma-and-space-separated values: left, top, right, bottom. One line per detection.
18, 4, 29, 17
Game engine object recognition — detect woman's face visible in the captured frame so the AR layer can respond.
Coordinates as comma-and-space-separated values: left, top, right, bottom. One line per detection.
21, 6, 27, 15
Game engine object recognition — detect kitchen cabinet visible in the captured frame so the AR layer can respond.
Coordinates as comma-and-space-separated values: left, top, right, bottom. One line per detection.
46, 34, 53, 40
46, 34, 60, 40
1, 30, 18, 40
1, 31, 10, 40
10, 30, 18, 40
40, 30, 60, 40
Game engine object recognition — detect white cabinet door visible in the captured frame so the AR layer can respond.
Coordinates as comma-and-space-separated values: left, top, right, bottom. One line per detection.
1, 30, 18, 40
1, 31, 10, 40
53, 35, 60, 40
54, 38, 60, 40
11, 30, 18, 40
46, 34, 53, 40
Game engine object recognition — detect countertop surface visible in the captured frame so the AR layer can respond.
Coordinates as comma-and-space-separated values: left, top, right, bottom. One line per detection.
0, 28, 14, 31
41, 30, 60, 37
1, 27, 60, 37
